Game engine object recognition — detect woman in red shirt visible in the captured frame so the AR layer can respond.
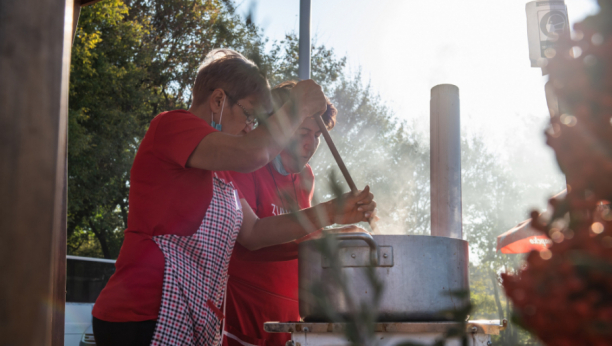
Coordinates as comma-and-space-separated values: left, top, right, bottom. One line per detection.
91, 50, 376, 346
224, 81, 361, 346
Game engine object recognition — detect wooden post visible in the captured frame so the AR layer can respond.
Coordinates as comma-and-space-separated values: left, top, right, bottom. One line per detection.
0, 0, 75, 344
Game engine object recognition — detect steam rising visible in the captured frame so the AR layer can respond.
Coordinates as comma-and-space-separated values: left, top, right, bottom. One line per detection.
309, 75, 565, 246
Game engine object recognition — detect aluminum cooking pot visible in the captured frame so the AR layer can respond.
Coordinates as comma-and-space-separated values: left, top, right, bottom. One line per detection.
298, 233, 469, 322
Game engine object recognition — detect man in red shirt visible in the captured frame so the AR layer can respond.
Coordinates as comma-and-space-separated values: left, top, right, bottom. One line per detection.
224, 81, 347, 346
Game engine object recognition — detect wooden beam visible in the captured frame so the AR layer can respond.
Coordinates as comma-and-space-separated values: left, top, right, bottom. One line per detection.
0, 0, 75, 344
72, 3, 82, 43
80, 0, 103, 6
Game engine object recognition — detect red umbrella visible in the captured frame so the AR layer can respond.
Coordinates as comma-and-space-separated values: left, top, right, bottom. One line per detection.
496, 219, 552, 254
496, 190, 566, 254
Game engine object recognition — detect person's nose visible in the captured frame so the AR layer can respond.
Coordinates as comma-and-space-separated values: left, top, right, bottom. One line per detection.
304, 135, 316, 152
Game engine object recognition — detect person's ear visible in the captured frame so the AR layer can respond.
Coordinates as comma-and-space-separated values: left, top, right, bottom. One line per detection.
209, 89, 225, 114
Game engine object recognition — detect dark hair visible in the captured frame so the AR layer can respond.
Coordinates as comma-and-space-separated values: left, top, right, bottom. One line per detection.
192, 49, 271, 112
271, 80, 337, 130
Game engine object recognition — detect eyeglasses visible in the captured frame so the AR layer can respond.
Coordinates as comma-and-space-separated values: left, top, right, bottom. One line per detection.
223, 92, 257, 126
233, 101, 257, 126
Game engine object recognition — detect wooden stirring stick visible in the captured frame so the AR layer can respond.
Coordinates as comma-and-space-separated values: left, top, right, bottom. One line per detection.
313, 115, 379, 233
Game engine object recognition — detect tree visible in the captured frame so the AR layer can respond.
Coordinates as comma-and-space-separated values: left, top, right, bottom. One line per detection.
461, 136, 538, 345
261, 33, 346, 91
68, 0, 154, 258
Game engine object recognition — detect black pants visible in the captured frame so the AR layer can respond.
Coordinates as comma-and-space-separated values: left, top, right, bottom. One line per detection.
92, 317, 157, 346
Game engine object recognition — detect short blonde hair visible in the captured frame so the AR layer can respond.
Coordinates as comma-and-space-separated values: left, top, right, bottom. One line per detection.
192, 49, 271, 112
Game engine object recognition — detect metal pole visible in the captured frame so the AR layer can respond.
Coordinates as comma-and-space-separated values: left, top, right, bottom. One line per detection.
298, 0, 311, 80
430, 84, 462, 239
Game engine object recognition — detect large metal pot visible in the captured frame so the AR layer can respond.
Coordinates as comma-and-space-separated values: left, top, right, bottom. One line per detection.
298, 233, 469, 322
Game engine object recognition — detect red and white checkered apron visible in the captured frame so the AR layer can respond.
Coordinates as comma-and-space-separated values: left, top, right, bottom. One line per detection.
151, 174, 243, 346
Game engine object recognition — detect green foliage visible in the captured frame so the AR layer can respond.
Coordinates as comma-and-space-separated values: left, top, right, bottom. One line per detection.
262, 33, 346, 90
68, 0, 154, 258
125, 0, 265, 107
469, 263, 501, 320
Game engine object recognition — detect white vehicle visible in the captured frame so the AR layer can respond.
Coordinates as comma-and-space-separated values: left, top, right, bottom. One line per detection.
65, 255, 116, 346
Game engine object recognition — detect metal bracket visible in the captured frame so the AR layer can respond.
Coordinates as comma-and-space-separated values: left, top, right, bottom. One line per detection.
466, 319, 508, 335
322, 246, 393, 268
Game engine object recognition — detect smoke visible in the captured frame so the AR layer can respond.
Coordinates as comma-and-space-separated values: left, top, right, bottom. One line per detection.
309, 74, 431, 235
309, 74, 565, 246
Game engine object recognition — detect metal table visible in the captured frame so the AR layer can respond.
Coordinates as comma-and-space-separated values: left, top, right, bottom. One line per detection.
264, 320, 507, 346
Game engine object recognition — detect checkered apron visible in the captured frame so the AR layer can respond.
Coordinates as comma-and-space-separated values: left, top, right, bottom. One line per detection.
151, 174, 243, 346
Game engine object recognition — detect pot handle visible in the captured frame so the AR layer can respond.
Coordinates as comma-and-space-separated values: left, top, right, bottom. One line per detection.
335, 232, 379, 266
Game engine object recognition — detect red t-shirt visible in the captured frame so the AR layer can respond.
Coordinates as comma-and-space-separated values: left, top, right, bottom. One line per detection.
224, 164, 317, 345
93, 110, 242, 322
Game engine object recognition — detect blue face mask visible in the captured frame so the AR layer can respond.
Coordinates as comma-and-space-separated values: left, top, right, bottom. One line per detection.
211, 121, 222, 131
211, 96, 226, 131
272, 155, 290, 176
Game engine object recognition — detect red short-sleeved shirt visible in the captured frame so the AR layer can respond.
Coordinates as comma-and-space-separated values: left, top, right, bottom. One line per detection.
93, 110, 242, 322
224, 164, 317, 345
229, 164, 315, 296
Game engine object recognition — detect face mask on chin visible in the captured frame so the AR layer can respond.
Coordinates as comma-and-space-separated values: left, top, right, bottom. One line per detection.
271, 155, 290, 176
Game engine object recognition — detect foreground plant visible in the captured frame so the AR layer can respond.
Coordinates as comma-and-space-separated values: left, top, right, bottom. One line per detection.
502, 1, 612, 345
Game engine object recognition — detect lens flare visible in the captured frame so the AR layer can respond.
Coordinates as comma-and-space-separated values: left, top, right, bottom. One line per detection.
591, 33, 604, 46
551, 231, 564, 243
540, 249, 553, 260
560, 114, 577, 127
591, 222, 604, 234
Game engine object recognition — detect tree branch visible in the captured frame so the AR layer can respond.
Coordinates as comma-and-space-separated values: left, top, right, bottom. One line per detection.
118, 199, 128, 230
490, 270, 505, 322
88, 220, 111, 259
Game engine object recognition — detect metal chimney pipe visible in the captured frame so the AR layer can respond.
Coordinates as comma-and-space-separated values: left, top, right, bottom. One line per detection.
430, 84, 462, 239
298, 0, 311, 80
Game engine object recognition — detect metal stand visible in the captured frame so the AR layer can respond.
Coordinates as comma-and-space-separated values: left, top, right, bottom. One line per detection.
265, 320, 506, 346
298, 0, 311, 81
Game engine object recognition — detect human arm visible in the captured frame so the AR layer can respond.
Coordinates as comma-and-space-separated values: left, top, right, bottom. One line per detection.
233, 224, 367, 261
186, 80, 327, 173
237, 186, 376, 251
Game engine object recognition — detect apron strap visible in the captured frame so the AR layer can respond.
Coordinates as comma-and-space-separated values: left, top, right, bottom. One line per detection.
221, 278, 228, 344
206, 299, 225, 321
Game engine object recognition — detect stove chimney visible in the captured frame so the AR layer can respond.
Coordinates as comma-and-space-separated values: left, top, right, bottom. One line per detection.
430, 84, 462, 239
